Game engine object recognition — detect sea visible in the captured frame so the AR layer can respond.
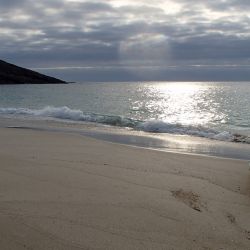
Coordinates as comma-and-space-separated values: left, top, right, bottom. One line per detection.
0, 81, 250, 159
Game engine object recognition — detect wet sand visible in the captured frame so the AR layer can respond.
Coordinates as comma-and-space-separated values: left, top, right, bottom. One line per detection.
0, 127, 249, 249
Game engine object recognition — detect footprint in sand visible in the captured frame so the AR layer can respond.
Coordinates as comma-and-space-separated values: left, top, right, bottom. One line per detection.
226, 213, 236, 224
171, 189, 205, 212
226, 213, 250, 240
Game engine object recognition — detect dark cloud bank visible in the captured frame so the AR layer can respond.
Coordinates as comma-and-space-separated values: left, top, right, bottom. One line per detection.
1, 0, 250, 81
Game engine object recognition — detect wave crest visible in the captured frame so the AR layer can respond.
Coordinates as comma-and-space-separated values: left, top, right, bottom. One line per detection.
0, 106, 249, 144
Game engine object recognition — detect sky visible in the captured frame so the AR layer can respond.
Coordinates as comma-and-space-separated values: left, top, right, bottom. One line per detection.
1, 0, 250, 81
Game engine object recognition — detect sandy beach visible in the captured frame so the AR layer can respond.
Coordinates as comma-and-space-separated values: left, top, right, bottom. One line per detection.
0, 127, 249, 249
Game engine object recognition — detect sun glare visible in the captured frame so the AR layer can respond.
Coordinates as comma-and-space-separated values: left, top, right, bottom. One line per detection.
132, 82, 226, 127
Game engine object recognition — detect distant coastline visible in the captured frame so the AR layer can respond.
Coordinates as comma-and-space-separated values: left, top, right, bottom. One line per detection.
0, 59, 66, 84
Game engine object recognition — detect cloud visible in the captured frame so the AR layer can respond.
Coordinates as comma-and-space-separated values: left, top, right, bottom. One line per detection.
0, 0, 250, 80
0, 0, 27, 8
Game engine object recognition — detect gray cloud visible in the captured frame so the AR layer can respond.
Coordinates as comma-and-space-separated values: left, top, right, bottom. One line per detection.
0, 0, 250, 81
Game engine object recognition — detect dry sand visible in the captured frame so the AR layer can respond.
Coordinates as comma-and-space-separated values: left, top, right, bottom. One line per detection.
0, 127, 249, 249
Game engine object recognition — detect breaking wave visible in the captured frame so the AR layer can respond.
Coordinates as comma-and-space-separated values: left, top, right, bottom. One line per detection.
0, 106, 249, 144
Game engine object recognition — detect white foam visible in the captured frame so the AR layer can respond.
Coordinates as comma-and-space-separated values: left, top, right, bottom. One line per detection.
0, 106, 248, 144
212, 131, 233, 141
0, 106, 138, 127
0, 106, 83, 120
138, 120, 216, 138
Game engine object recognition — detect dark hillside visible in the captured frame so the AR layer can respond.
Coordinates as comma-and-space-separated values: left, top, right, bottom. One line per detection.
0, 60, 65, 84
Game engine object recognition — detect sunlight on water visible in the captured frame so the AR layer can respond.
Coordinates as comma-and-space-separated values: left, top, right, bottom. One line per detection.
131, 82, 226, 126
0, 82, 249, 141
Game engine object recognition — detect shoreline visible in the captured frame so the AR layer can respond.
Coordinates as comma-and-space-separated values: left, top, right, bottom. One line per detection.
1, 116, 250, 161
0, 126, 249, 249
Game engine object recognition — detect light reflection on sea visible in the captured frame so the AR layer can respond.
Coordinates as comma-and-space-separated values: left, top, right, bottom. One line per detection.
0, 81, 249, 139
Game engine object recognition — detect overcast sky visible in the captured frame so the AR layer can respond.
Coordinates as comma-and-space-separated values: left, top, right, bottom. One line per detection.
1, 0, 250, 81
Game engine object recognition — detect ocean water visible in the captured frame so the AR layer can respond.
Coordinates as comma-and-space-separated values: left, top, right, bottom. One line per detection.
0, 81, 250, 144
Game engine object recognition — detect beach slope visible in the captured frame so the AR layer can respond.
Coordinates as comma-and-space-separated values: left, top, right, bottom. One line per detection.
0, 127, 249, 249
